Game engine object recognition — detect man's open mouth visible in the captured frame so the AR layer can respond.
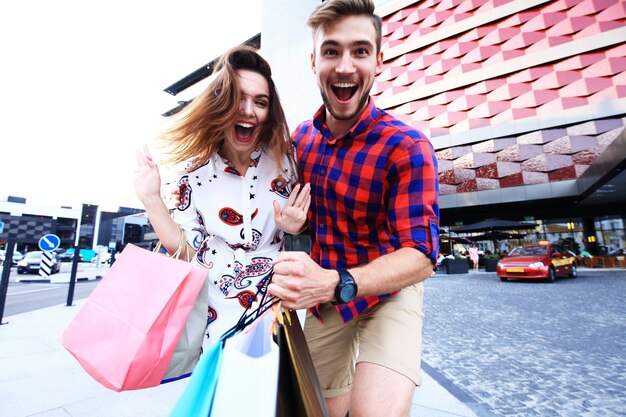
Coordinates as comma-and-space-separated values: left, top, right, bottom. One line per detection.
331, 82, 358, 102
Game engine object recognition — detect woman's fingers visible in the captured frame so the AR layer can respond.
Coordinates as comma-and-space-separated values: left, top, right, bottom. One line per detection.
295, 183, 310, 208
135, 144, 156, 170
135, 147, 147, 167
287, 183, 310, 209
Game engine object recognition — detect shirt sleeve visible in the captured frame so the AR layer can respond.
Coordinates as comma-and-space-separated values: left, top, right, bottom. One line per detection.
171, 174, 205, 250
387, 137, 440, 265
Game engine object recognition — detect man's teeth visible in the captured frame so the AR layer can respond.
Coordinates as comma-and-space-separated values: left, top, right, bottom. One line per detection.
333, 83, 357, 88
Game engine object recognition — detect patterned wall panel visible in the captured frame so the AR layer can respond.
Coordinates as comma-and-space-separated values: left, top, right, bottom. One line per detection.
374, 0, 626, 196
435, 116, 625, 193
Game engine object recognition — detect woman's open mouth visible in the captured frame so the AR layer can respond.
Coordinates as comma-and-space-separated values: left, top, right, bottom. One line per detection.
235, 122, 256, 142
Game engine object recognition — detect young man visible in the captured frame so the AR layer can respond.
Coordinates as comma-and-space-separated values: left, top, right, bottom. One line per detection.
269, 1, 440, 416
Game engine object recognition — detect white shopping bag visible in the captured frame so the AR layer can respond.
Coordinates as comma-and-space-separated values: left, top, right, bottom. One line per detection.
210, 311, 279, 417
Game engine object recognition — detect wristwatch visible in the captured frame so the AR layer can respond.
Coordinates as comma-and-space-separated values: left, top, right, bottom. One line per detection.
334, 269, 358, 304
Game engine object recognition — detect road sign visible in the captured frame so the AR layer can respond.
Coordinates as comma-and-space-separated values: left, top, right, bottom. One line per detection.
39, 251, 55, 278
39, 234, 61, 252
0, 221, 4, 234
108, 241, 117, 251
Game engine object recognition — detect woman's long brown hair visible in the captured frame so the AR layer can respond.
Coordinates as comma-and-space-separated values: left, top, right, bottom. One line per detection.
157, 45, 297, 178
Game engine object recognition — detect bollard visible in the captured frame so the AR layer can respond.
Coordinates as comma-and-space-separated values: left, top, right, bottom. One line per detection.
66, 246, 80, 306
0, 239, 17, 324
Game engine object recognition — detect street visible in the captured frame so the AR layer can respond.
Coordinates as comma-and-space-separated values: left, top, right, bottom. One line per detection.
2, 264, 625, 416
422, 268, 626, 417
1, 262, 107, 317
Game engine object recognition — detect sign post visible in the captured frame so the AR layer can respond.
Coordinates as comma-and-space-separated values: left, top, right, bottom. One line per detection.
38, 234, 60, 279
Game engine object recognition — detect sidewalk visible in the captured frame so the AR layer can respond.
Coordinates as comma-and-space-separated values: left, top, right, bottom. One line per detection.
0, 300, 478, 417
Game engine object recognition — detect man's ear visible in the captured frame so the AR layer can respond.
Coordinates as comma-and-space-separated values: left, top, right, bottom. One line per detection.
375, 51, 384, 75
311, 52, 317, 74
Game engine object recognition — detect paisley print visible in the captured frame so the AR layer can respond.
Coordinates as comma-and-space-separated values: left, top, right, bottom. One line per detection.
270, 177, 291, 199
207, 306, 217, 326
219, 207, 244, 225
224, 165, 240, 176
227, 228, 262, 252
227, 290, 256, 309
177, 176, 192, 211
195, 210, 207, 237
233, 256, 272, 290
218, 259, 244, 295
195, 239, 211, 267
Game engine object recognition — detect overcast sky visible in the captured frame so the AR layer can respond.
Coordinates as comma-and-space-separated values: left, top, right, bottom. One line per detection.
0, 0, 262, 210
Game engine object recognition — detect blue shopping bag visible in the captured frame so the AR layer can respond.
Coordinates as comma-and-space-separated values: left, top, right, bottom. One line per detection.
168, 338, 224, 417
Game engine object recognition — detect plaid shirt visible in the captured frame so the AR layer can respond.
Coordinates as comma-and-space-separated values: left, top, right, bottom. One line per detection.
293, 98, 439, 323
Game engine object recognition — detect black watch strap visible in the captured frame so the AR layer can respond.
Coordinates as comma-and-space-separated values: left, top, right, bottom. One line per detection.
334, 269, 358, 304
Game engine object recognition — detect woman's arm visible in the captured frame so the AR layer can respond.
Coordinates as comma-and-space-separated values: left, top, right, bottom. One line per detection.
133, 146, 193, 260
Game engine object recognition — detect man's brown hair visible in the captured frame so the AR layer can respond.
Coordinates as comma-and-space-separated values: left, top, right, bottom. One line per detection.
307, 0, 383, 53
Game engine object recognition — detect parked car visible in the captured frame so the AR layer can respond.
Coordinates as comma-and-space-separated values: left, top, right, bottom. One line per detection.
17, 251, 61, 274
54, 248, 84, 262
496, 242, 577, 282
0, 249, 24, 266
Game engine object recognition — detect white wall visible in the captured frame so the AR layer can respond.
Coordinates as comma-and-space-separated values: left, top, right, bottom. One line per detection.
261, 0, 321, 132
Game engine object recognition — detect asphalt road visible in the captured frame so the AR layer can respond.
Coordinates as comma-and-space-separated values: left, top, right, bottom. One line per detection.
3, 280, 100, 317
1, 262, 106, 317
422, 268, 626, 417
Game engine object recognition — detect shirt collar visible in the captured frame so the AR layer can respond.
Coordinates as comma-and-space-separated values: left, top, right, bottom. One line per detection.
215, 148, 262, 176
312, 98, 378, 144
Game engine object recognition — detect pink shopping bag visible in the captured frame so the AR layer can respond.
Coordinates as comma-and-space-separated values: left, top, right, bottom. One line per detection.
59, 243, 206, 392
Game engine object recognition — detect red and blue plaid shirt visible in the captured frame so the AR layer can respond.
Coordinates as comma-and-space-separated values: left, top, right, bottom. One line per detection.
293, 98, 440, 323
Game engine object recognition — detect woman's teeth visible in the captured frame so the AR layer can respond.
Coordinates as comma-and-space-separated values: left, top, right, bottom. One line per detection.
236, 122, 254, 139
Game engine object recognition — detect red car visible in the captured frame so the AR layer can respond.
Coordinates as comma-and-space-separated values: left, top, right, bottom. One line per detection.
496, 243, 577, 282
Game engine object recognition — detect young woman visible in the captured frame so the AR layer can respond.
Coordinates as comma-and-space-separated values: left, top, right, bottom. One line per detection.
469, 244, 480, 273
134, 45, 310, 343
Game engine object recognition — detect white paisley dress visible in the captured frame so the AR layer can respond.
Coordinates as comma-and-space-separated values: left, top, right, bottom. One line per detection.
172, 148, 296, 344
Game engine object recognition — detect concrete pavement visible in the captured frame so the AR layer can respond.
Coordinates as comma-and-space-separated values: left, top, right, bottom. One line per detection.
0, 279, 478, 417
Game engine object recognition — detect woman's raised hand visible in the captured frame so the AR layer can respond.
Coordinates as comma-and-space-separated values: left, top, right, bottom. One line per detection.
133, 145, 163, 206
273, 183, 311, 235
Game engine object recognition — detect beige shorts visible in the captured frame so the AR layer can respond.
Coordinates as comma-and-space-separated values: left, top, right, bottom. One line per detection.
303, 282, 425, 398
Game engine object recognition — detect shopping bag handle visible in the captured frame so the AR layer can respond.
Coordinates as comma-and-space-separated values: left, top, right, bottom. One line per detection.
220, 270, 280, 343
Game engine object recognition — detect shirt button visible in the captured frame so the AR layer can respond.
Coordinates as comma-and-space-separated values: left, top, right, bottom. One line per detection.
319, 224, 325, 229
320, 169, 326, 175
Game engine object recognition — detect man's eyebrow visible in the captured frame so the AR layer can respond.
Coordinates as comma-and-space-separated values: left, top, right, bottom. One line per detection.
352, 40, 375, 49
319, 39, 374, 49
320, 39, 340, 48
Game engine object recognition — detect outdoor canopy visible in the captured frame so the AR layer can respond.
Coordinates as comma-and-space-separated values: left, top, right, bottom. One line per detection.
451, 218, 537, 233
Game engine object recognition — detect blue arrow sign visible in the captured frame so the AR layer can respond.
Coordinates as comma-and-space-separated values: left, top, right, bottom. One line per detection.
39, 234, 61, 251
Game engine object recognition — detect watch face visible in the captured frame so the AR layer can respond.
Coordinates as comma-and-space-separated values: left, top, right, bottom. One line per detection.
340, 284, 357, 301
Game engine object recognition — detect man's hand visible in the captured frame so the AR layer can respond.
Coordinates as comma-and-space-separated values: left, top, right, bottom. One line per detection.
273, 183, 311, 235
269, 251, 337, 310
